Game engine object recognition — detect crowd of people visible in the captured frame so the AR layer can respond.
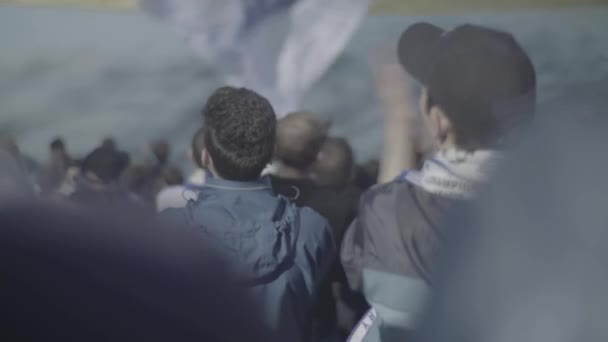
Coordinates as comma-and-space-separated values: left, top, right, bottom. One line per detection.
1, 116, 377, 216
1, 21, 552, 342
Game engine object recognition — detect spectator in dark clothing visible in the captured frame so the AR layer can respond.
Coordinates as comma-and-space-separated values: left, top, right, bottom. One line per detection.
307, 136, 363, 241
342, 23, 536, 342
270, 113, 363, 340
0, 202, 276, 342
151, 139, 170, 166
0, 135, 21, 161
38, 137, 73, 194
270, 112, 350, 236
309, 137, 368, 336
97, 137, 130, 169
147, 139, 171, 174
311, 137, 355, 189
101, 137, 118, 151
54, 138, 131, 199
70, 146, 138, 208
122, 163, 156, 206
156, 128, 208, 212
310, 136, 363, 233
0, 135, 39, 191
161, 87, 335, 342
0, 150, 35, 203
353, 159, 379, 192
144, 139, 182, 196
160, 165, 184, 187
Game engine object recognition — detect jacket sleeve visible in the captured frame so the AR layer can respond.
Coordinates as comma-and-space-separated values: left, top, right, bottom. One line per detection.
341, 216, 365, 292
341, 184, 397, 292
299, 208, 337, 295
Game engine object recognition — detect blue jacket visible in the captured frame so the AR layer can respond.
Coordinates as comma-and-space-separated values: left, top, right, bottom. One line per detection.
162, 176, 336, 342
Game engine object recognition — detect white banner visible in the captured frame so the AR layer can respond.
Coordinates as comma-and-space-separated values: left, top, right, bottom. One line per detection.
140, 0, 371, 116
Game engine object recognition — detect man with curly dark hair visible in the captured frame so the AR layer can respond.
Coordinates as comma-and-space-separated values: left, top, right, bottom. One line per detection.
162, 86, 336, 342
200, 86, 277, 181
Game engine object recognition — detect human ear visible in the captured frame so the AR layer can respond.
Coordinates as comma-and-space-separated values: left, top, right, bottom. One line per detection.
429, 106, 453, 146
419, 87, 432, 117
202, 149, 212, 169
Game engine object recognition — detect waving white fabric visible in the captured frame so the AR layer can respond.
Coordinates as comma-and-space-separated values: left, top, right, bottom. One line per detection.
139, 0, 371, 116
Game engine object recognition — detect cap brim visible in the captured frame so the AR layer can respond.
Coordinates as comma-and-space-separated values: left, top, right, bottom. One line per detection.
398, 22, 444, 85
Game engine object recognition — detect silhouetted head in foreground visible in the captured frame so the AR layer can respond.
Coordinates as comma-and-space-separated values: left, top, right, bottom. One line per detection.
415, 97, 608, 342
201, 86, 276, 181
0, 203, 275, 341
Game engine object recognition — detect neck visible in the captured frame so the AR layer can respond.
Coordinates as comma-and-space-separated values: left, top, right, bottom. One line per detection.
438, 134, 459, 151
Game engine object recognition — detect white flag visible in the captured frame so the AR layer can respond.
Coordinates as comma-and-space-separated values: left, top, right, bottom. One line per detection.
140, 0, 372, 116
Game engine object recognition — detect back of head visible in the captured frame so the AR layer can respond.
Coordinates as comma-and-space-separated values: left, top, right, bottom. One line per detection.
50, 137, 66, 153
0, 135, 20, 159
81, 147, 130, 184
101, 137, 117, 151
399, 23, 537, 149
162, 166, 184, 186
0, 203, 276, 341
190, 128, 206, 169
151, 140, 171, 164
0, 150, 33, 203
48, 137, 71, 174
202, 86, 276, 181
311, 137, 354, 188
275, 111, 328, 170
122, 164, 152, 193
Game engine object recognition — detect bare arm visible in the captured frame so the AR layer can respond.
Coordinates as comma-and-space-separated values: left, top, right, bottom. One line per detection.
372, 63, 420, 183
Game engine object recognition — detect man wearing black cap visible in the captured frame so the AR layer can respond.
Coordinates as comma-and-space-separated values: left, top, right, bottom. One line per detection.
341, 23, 536, 342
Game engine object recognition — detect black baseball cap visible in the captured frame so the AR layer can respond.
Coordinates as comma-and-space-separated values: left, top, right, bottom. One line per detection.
398, 23, 537, 147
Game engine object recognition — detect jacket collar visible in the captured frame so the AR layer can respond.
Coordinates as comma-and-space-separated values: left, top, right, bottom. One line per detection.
205, 174, 272, 192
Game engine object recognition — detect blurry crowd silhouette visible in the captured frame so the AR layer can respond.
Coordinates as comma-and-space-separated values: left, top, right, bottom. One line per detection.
1, 122, 378, 215
2, 19, 606, 342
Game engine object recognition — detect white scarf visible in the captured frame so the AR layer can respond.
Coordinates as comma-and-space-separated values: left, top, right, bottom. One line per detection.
405, 149, 499, 200
188, 168, 206, 186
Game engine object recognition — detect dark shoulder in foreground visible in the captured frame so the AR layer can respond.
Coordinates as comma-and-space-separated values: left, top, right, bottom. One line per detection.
160, 205, 193, 228
296, 204, 334, 240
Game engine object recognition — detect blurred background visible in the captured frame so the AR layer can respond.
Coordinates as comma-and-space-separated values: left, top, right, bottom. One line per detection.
1, 0, 607, 173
